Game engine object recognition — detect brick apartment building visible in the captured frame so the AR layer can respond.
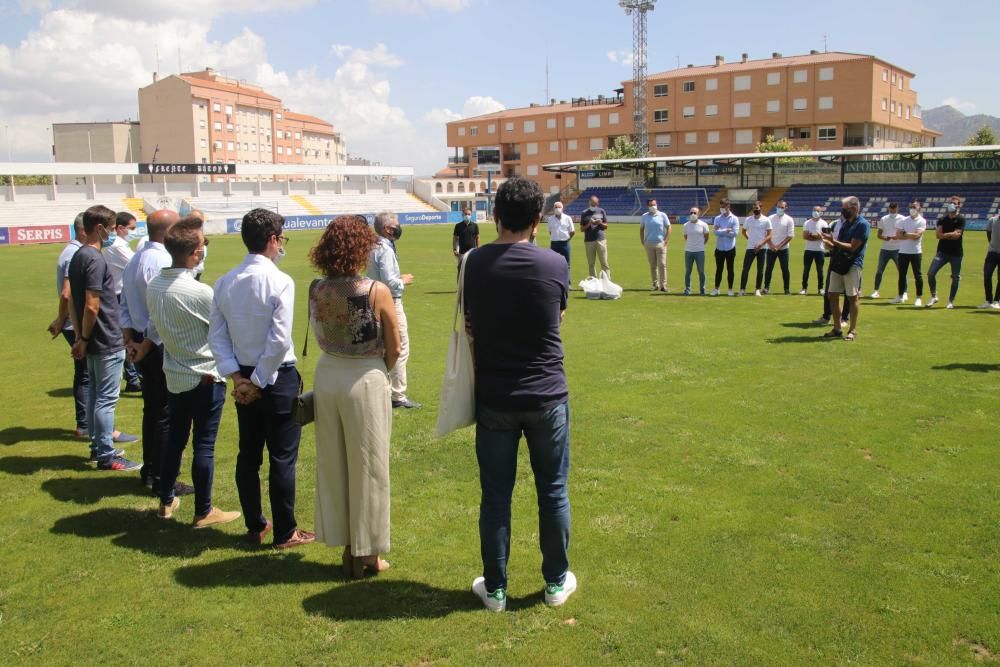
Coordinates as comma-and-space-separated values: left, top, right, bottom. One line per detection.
444, 51, 941, 193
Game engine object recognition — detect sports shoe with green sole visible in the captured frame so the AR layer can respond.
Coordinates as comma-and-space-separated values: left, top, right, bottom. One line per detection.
544, 571, 577, 607
471, 576, 506, 612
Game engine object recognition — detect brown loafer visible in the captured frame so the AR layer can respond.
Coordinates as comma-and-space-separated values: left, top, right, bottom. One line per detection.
246, 519, 272, 545
157, 497, 180, 520
274, 528, 316, 550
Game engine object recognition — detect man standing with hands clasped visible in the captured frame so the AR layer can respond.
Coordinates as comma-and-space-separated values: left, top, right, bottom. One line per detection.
764, 200, 794, 295
739, 201, 772, 296
547, 202, 575, 287
711, 198, 739, 296
581, 195, 611, 278
639, 198, 669, 292
453, 207, 480, 271
926, 195, 965, 309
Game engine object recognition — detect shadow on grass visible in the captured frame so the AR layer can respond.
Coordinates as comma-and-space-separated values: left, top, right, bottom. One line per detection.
302, 579, 541, 620
41, 476, 150, 504
931, 363, 1000, 373
766, 334, 838, 344
51, 507, 244, 558
0, 455, 86, 475
175, 552, 346, 588
0, 426, 79, 446
46, 387, 74, 398
780, 322, 824, 330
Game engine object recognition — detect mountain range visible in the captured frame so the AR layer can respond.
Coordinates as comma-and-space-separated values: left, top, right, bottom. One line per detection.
922, 105, 1000, 147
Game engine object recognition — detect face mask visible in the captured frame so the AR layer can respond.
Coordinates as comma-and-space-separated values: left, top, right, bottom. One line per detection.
274, 246, 286, 264
812, 211, 822, 220
753, 208, 761, 215
463, 214, 471, 222
553, 209, 562, 216
199, 245, 208, 263
392, 225, 403, 240
648, 206, 657, 214
776, 208, 786, 216
588, 205, 597, 211
100, 227, 116, 250
841, 208, 852, 219
125, 230, 141, 242
946, 203, 957, 213
719, 208, 728, 216
910, 208, 919, 218
688, 214, 698, 222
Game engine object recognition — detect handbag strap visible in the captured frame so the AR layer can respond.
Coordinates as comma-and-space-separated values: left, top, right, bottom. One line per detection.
302, 278, 321, 358
455, 251, 472, 333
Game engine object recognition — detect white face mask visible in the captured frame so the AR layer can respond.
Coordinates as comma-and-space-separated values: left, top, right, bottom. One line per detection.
649, 206, 657, 214
910, 208, 919, 218
688, 214, 698, 222
274, 246, 286, 264
553, 208, 563, 216
812, 211, 822, 219
719, 208, 728, 216
776, 208, 786, 216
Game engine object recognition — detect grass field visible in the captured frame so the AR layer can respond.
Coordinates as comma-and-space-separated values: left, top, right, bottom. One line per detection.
1, 222, 998, 666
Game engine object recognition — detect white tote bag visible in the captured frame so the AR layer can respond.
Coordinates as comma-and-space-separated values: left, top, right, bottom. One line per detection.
599, 271, 623, 300
434, 252, 476, 438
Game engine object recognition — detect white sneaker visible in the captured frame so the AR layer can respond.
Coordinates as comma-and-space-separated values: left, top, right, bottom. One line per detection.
946, 303, 954, 310
891, 293, 908, 304
840, 320, 849, 329
710, 288, 720, 296
991, 302, 1000, 310
914, 298, 923, 307
728, 290, 735, 297
754, 289, 762, 297
471, 577, 506, 612
798, 289, 807, 295
544, 571, 577, 607
978, 302, 993, 309
870, 291, 880, 299
738, 290, 745, 296
926, 296, 939, 308
819, 288, 825, 296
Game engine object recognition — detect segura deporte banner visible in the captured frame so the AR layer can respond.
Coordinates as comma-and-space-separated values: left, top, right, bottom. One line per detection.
225, 211, 463, 234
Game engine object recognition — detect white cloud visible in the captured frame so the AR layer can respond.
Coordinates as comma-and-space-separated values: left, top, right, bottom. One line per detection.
424, 96, 506, 125
329, 42, 403, 68
423, 107, 463, 125
607, 49, 634, 66
69, 0, 316, 21
941, 97, 977, 113
368, 0, 469, 14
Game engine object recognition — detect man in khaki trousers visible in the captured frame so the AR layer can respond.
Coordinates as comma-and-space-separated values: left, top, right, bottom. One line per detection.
639, 198, 670, 291
581, 195, 611, 278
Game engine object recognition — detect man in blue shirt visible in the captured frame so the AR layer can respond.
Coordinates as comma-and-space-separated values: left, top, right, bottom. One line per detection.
822, 196, 870, 341
639, 198, 670, 291
711, 198, 740, 296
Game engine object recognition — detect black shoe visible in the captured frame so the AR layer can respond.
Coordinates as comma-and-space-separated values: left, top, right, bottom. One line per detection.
123, 383, 143, 393
391, 397, 422, 409
173, 481, 195, 497
88, 448, 125, 464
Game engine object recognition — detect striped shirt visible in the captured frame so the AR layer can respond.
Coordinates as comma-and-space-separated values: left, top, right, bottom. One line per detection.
146, 268, 221, 394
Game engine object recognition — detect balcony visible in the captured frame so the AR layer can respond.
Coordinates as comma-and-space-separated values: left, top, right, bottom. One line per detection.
844, 136, 870, 148
503, 152, 521, 162
448, 155, 469, 165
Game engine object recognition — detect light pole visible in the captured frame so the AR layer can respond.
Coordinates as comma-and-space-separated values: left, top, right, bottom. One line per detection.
4, 125, 11, 161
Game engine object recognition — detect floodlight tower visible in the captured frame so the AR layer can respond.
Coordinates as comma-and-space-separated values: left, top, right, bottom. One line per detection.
620, 0, 656, 156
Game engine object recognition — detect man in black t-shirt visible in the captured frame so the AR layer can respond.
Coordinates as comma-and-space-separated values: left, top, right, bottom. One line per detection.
464, 177, 576, 612
68, 205, 140, 472
580, 195, 611, 278
926, 195, 965, 309
452, 208, 480, 270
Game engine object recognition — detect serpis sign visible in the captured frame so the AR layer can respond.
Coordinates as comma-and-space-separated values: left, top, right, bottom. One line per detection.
10, 225, 70, 245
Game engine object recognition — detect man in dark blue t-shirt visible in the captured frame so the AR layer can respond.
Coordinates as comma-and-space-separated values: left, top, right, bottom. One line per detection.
463, 176, 576, 612
822, 196, 870, 341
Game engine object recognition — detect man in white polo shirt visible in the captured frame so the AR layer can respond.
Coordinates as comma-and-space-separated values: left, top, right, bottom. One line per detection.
764, 200, 794, 295
547, 202, 575, 287
683, 207, 710, 295
870, 202, 905, 300
739, 201, 772, 296
800, 206, 829, 295
894, 201, 927, 307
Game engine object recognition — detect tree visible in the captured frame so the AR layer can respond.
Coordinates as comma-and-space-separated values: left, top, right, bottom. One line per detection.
0, 175, 53, 186
755, 135, 812, 163
599, 136, 643, 161
967, 125, 998, 147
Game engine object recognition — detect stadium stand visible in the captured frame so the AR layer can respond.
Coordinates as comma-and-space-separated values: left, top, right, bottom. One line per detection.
564, 186, 723, 217
778, 183, 1000, 228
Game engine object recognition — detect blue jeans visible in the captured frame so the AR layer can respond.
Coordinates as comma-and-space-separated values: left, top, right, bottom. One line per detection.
927, 253, 963, 303
161, 380, 226, 516
684, 251, 706, 293
873, 249, 903, 292
475, 400, 571, 592
550, 240, 571, 286
62, 330, 89, 430
86, 349, 125, 463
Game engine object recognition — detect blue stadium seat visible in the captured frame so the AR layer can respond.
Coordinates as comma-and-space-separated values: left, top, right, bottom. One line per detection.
564, 186, 722, 218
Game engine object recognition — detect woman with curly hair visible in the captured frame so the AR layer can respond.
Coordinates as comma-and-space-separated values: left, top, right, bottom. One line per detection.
309, 215, 401, 578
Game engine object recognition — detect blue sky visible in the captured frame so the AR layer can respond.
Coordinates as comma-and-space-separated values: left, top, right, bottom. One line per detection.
0, 0, 997, 175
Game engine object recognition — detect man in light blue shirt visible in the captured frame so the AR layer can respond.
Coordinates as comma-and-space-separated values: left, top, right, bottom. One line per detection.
368, 211, 420, 409
711, 198, 740, 296
639, 198, 670, 292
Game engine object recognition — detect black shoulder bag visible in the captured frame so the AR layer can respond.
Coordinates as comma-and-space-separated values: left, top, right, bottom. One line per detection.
294, 278, 322, 425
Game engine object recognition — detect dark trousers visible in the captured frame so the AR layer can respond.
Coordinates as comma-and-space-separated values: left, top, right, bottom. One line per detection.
136, 340, 170, 486
898, 253, 924, 297
118, 293, 141, 387
235, 365, 302, 544
927, 252, 963, 303
714, 248, 735, 289
550, 240, 571, 287
160, 380, 226, 516
802, 250, 826, 291
822, 264, 853, 321
764, 247, 790, 292
61, 330, 89, 430
740, 249, 767, 291
984, 251, 1000, 302
873, 249, 902, 292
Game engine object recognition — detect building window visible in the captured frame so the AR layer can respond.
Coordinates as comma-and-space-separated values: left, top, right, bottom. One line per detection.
295, 148, 301, 155
819, 67, 834, 81
793, 70, 808, 84
458, 127, 465, 136
653, 109, 669, 123
277, 146, 283, 154
891, 72, 896, 84
682, 106, 695, 118
707, 131, 720, 144
653, 83, 669, 97
549, 141, 559, 152
705, 104, 718, 117
588, 114, 601, 128
225, 105, 233, 115
276, 112, 282, 120
214, 121, 222, 131
898, 105, 902, 118
243, 143, 248, 150
683, 81, 695, 92
767, 71, 780, 86
793, 98, 808, 111
488, 123, 496, 134
882, 69, 889, 82
684, 132, 697, 144
546, 118, 556, 129
524, 120, 535, 133
655, 133, 671, 148
906, 105, 911, 120
565, 116, 575, 128
199, 120, 206, 129
505, 121, 514, 132
733, 102, 751, 118
589, 137, 603, 150
213, 102, 221, 112
789, 127, 811, 139
706, 78, 718, 91
735, 129, 753, 145
766, 99, 780, 113
609, 112, 620, 124
898, 77, 904, 91
527, 164, 539, 176
526, 142, 538, 155
890, 101, 896, 113
818, 96, 833, 110
568, 139, 578, 150
470, 127, 478, 136
213, 140, 222, 149
200, 138, 207, 147
294, 132, 301, 140
882, 98, 888, 111
818, 127, 837, 141
226, 141, 234, 151
734, 75, 751, 91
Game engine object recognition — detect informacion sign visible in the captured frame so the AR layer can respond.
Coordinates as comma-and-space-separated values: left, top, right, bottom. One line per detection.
845, 157, 1000, 174
139, 163, 236, 175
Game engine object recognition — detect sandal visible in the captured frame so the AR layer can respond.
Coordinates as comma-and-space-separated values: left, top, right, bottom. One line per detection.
822, 330, 843, 338
352, 555, 391, 579
844, 331, 857, 341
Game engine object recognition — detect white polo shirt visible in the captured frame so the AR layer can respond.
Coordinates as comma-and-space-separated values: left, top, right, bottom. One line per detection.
547, 213, 575, 242
879, 213, 904, 251
743, 215, 772, 248
896, 215, 927, 254
683, 219, 710, 252
769, 213, 795, 249
802, 217, 829, 252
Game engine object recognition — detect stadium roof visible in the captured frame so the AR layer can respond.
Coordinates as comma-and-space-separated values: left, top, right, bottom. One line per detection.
542, 145, 1000, 173
646, 51, 913, 80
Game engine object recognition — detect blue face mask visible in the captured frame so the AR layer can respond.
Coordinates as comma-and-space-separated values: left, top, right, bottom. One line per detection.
776, 208, 786, 216
100, 228, 116, 250
946, 203, 957, 213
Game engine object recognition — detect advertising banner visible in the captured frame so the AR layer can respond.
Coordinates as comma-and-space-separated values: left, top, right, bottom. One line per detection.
9, 225, 71, 245
226, 212, 459, 234
580, 169, 615, 179
140, 163, 236, 175
0, 228, 8, 245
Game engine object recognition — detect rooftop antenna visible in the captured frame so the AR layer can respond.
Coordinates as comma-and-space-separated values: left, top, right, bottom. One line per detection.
178, 47, 182, 74
155, 44, 160, 75
619, 0, 656, 161
824, 34, 828, 52
545, 50, 550, 104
